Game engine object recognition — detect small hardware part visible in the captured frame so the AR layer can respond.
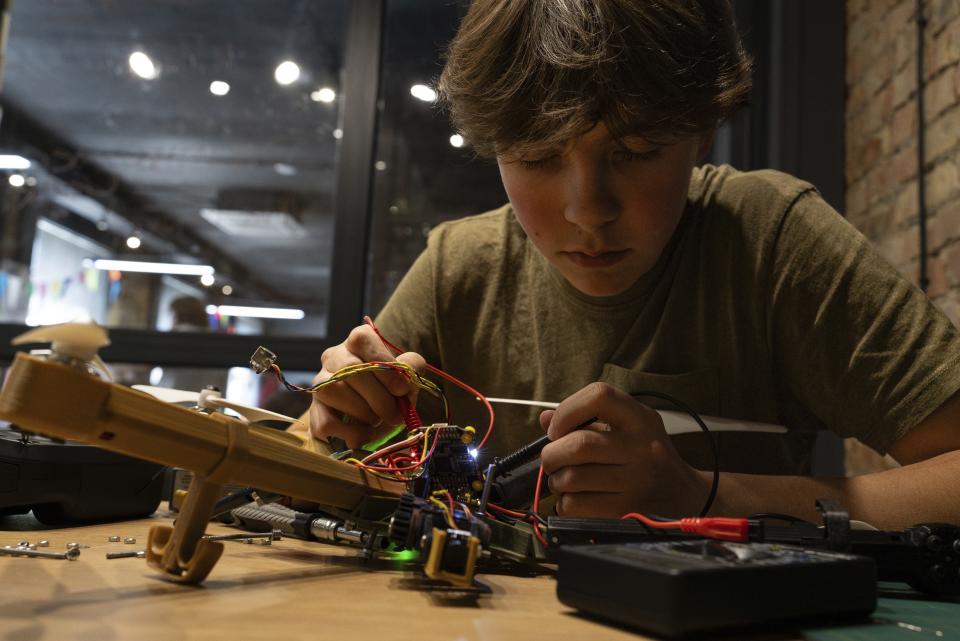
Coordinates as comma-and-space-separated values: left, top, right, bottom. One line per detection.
106, 550, 146, 559
203, 529, 282, 542
0, 546, 80, 560
36, 540, 49, 547
248, 346, 278, 374
123, 537, 137, 544
17, 540, 29, 547
108, 536, 121, 542
66, 542, 80, 550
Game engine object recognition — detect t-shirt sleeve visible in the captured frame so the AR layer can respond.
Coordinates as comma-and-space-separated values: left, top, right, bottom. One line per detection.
372, 240, 442, 365
767, 190, 960, 454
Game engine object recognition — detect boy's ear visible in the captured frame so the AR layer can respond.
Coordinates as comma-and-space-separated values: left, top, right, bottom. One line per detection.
697, 129, 717, 161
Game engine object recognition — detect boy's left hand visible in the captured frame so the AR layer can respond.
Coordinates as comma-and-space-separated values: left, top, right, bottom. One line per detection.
539, 382, 708, 518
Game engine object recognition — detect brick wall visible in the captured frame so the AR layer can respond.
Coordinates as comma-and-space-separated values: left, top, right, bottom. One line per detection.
845, 0, 960, 472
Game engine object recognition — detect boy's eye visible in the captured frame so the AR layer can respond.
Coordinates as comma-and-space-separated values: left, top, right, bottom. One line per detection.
516, 155, 559, 170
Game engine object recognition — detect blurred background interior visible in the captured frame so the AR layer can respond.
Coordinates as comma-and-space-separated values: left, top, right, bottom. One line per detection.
3, 0, 943, 475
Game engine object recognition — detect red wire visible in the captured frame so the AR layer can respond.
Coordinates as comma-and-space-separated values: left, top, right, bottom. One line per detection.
531, 463, 548, 547
363, 316, 496, 450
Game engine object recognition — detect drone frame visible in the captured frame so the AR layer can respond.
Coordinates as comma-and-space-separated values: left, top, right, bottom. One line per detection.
0, 352, 404, 583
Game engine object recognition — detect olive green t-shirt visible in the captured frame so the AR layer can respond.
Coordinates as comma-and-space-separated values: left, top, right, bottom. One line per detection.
375, 164, 960, 474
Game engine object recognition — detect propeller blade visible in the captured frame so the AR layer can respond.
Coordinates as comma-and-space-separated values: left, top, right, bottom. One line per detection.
205, 397, 297, 424
133, 385, 201, 405
12, 322, 110, 360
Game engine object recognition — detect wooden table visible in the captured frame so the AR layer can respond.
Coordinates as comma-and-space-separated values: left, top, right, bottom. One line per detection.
0, 511, 806, 641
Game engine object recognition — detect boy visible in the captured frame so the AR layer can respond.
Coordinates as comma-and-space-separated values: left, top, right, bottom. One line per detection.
308, 0, 960, 529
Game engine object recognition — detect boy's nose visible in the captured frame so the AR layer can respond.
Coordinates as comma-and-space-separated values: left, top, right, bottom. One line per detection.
563, 166, 620, 232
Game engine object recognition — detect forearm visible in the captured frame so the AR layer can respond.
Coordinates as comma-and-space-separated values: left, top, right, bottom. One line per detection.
701, 449, 960, 530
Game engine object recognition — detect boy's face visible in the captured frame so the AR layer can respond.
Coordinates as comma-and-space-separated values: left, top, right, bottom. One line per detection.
497, 123, 711, 297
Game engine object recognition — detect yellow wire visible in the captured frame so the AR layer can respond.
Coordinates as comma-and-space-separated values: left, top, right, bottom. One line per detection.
429, 497, 457, 529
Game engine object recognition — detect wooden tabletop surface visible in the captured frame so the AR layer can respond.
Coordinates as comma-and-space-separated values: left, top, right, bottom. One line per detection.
0, 510, 803, 641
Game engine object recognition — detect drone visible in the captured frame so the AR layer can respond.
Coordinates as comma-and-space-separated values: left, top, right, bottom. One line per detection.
0, 321, 792, 587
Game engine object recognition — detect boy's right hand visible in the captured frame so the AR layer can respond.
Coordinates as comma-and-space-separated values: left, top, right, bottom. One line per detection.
308, 324, 426, 449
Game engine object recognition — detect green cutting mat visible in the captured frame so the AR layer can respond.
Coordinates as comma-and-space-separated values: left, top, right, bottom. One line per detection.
804, 591, 960, 641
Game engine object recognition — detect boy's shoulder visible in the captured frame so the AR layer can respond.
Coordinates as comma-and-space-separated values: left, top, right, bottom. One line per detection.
426, 203, 526, 258
690, 163, 818, 218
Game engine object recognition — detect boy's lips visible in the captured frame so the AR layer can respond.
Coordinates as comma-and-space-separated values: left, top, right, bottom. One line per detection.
562, 249, 631, 268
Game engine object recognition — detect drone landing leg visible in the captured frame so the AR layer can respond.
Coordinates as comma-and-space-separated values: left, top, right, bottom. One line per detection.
147, 419, 252, 583
147, 474, 225, 584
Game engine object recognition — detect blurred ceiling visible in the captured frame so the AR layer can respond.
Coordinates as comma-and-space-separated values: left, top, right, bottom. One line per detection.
0, 0, 348, 307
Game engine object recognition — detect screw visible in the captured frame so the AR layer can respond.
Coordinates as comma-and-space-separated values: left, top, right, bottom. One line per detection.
105, 550, 145, 560
37, 540, 50, 548
123, 537, 137, 545
0, 546, 80, 560
66, 542, 80, 550
17, 540, 29, 548
259, 539, 272, 546
203, 529, 282, 542
108, 536, 121, 543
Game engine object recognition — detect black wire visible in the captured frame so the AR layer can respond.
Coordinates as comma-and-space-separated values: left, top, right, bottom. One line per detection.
748, 512, 814, 526
630, 390, 719, 518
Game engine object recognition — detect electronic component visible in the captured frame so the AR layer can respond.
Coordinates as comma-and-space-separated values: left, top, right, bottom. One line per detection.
248, 346, 278, 374
557, 541, 877, 637
415, 424, 481, 502
388, 492, 491, 586
547, 512, 960, 597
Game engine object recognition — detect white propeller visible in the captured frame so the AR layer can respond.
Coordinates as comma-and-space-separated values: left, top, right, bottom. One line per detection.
12, 322, 113, 380
483, 397, 788, 436
133, 385, 297, 424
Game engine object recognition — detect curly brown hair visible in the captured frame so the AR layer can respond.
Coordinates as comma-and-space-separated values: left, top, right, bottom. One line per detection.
438, 0, 753, 158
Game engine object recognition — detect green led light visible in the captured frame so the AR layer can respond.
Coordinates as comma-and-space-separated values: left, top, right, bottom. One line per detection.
388, 549, 420, 561
362, 424, 406, 450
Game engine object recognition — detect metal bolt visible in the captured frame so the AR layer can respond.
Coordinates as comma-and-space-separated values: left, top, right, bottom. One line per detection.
37, 540, 49, 548
17, 540, 29, 548
259, 539, 272, 546
123, 537, 136, 545
0, 546, 79, 560
66, 542, 80, 550
105, 550, 145, 560
203, 529, 282, 542
108, 536, 121, 543
243, 538, 254, 544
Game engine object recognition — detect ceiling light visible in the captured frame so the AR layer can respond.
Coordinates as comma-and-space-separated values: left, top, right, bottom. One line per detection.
25, 176, 37, 186
209, 80, 230, 96
8, 174, 25, 188
126, 235, 142, 249
311, 87, 336, 103
206, 304, 305, 320
221, 285, 233, 296
375, 160, 387, 171
332, 128, 343, 139
449, 134, 465, 148
129, 51, 158, 80
93, 259, 214, 276
0, 155, 30, 170
273, 162, 297, 176
410, 84, 437, 102
274, 60, 300, 85
200, 273, 215, 287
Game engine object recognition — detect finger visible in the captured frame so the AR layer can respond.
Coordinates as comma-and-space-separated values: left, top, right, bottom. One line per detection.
313, 378, 382, 426
343, 374, 404, 426
547, 463, 628, 495
540, 429, 635, 475
372, 351, 428, 397
539, 410, 555, 432
308, 400, 376, 449
555, 492, 625, 518
548, 382, 662, 441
